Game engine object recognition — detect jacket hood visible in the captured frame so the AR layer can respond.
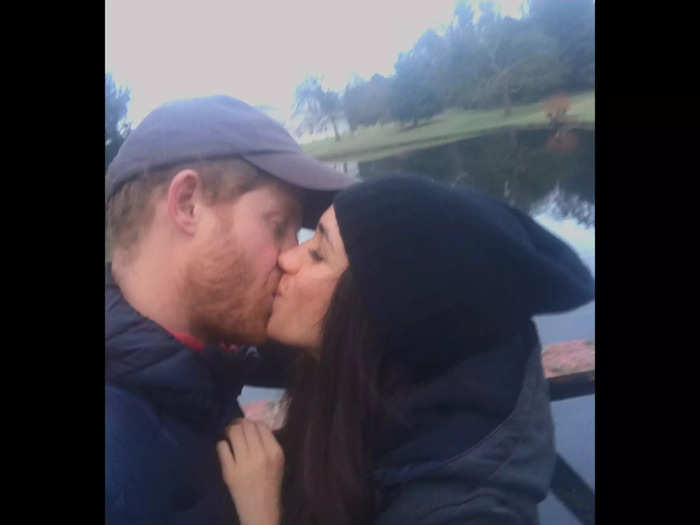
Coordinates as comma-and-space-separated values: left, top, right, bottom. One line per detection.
105, 264, 252, 435
373, 320, 555, 502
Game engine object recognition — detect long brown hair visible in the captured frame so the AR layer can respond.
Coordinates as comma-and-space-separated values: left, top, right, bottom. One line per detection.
277, 268, 407, 525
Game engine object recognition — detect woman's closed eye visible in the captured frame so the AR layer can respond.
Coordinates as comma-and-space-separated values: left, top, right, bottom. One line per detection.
309, 248, 323, 262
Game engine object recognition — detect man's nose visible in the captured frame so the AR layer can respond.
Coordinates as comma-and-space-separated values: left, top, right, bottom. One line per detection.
281, 230, 299, 252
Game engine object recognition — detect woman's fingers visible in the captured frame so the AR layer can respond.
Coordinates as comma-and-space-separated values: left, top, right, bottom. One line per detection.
257, 422, 284, 464
226, 419, 249, 458
247, 419, 270, 456
223, 419, 283, 468
216, 440, 236, 486
243, 419, 283, 465
240, 419, 263, 455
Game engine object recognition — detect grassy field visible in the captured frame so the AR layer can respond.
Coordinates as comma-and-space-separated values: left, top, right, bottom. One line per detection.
302, 91, 594, 163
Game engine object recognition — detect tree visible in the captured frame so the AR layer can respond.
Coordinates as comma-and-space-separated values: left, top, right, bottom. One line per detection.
105, 73, 131, 172
526, 0, 595, 89
445, 1, 481, 108
390, 56, 443, 127
293, 77, 344, 142
342, 75, 365, 132
473, 3, 567, 115
342, 74, 392, 131
410, 29, 451, 107
389, 31, 446, 127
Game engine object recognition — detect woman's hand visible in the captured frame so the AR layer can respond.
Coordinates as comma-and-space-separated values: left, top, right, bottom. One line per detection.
217, 419, 285, 525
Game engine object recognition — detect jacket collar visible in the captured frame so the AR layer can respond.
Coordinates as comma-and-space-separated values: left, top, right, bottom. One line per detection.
105, 263, 251, 436
373, 321, 555, 500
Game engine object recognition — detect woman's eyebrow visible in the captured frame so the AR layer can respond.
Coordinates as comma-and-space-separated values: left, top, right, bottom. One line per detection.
317, 221, 335, 251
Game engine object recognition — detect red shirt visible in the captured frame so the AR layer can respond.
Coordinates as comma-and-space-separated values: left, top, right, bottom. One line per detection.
167, 329, 239, 354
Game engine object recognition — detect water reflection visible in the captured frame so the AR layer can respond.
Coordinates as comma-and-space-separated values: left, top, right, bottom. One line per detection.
355, 129, 594, 229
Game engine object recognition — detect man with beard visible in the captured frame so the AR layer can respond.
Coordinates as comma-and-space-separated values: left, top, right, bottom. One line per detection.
105, 95, 355, 525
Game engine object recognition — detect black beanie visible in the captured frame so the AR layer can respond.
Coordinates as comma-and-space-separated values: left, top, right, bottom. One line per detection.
333, 174, 594, 376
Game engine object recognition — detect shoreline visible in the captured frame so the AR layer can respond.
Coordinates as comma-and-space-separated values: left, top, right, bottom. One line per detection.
301, 91, 595, 164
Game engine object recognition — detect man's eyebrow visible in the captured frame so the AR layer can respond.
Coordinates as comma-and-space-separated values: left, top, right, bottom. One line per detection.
317, 221, 335, 250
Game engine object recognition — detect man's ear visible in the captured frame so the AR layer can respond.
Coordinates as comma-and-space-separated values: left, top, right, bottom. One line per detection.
166, 169, 204, 235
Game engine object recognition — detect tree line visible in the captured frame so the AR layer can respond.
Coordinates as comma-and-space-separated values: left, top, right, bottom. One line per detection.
294, 0, 594, 138
105, 73, 131, 173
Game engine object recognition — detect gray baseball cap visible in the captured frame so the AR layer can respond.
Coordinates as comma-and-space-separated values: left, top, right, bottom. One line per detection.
106, 95, 358, 228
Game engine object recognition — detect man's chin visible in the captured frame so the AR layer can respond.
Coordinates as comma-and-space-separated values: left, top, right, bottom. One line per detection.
217, 311, 271, 346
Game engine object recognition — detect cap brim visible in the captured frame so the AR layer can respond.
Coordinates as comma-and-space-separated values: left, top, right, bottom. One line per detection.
242, 151, 358, 191
242, 152, 359, 228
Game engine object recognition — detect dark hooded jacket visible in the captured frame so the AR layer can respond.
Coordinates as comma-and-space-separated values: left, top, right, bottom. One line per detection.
105, 264, 262, 525
326, 174, 589, 525
371, 321, 555, 525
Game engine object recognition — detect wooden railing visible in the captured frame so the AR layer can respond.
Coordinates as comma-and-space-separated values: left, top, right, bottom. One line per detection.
542, 339, 595, 401
542, 339, 595, 525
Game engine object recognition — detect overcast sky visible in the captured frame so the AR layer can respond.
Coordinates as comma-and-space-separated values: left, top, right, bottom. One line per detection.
106, 0, 525, 128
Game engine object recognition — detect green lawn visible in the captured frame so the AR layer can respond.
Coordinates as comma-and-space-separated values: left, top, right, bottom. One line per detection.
302, 91, 594, 163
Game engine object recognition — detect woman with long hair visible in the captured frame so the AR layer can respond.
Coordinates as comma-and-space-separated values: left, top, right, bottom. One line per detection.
216, 173, 594, 525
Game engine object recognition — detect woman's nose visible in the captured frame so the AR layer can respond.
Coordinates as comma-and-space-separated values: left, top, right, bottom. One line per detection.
278, 244, 302, 273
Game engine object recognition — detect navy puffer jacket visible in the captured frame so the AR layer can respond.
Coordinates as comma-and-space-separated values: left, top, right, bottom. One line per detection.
106, 265, 260, 524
